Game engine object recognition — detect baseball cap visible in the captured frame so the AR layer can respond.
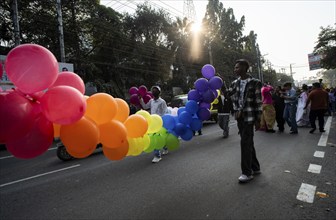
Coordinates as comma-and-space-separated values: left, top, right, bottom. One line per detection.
151, 85, 161, 92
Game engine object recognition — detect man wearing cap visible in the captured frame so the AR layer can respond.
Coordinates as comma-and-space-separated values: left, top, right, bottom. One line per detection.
139, 85, 169, 163
228, 59, 262, 183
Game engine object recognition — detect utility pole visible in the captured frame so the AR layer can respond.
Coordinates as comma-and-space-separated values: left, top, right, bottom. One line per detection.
56, 0, 65, 62
290, 63, 295, 81
12, 0, 20, 46
256, 44, 263, 83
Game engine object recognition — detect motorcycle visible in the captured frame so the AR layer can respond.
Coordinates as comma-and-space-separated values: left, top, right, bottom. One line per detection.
56, 141, 102, 161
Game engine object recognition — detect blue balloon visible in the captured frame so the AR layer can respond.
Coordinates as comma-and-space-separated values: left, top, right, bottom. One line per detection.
178, 111, 192, 125
185, 100, 199, 114
180, 128, 193, 141
194, 78, 209, 92
188, 89, 201, 102
162, 114, 176, 130
201, 64, 216, 79
177, 107, 186, 116
174, 123, 187, 136
209, 76, 223, 90
190, 118, 203, 131
197, 107, 211, 121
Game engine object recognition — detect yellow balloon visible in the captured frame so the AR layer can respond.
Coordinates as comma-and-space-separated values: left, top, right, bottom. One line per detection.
147, 114, 163, 134
136, 110, 152, 124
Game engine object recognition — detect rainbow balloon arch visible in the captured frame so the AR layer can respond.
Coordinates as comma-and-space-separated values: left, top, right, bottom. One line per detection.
0, 44, 223, 161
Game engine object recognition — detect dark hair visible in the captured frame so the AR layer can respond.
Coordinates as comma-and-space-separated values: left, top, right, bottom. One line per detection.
235, 59, 249, 72
302, 84, 308, 91
283, 82, 292, 87
313, 82, 321, 88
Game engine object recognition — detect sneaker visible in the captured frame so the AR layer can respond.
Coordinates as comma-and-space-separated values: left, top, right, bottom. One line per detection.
309, 128, 316, 134
152, 157, 162, 163
320, 129, 326, 132
238, 174, 254, 183
162, 149, 169, 155
252, 170, 261, 175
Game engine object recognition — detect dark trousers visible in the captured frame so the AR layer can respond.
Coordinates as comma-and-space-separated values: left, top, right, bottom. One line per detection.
275, 109, 285, 131
237, 118, 260, 176
309, 109, 326, 131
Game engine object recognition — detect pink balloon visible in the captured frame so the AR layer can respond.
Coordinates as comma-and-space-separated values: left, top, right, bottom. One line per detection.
129, 87, 138, 95
130, 94, 140, 106
143, 94, 152, 104
6, 113, 54, 159
0, 91, 35, 143
40, 85, 86, 125
138, 85, 147, 97
5, 44, 58, 94
0, 62, 3, 79
50, 71, 85, 94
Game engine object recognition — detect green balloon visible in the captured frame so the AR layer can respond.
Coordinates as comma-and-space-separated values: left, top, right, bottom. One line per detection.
166, 134, 180, 151
144, 134, 156, 153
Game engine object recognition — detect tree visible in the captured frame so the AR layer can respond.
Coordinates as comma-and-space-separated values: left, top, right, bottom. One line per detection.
314, 25, 336, 69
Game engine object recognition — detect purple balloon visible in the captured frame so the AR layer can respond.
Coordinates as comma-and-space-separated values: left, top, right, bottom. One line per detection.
201, 64, 216, 79
199, 102, 211, 110
188, 89, 201, 102
209, 76, 223, 90
129, 87, 138, 95
138, 85, 147, 97
194, 78, 209, 92
130, 94, 140, 105
197, 107, 211, 121
202, 89, 216, 103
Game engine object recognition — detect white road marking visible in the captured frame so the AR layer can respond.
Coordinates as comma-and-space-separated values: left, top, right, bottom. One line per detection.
318, 116, 332, 147
0, 147, 57, 160
0, 164, 80, 188
314, 151, 325, 158
308, 164, 322, 174
296, 183, 316, 203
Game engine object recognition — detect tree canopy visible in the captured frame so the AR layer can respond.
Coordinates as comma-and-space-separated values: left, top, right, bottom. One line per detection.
314, 25, 336, 70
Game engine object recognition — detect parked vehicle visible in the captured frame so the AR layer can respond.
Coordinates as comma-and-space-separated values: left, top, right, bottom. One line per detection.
170, 94, 218, 123
56, 142, 102, 161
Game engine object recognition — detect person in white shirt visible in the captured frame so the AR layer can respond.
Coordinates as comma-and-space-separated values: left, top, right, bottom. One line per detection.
139, 86, 168, 163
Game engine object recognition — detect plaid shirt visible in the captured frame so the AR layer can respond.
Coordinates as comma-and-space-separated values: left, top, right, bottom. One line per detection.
229, 75, 262, 124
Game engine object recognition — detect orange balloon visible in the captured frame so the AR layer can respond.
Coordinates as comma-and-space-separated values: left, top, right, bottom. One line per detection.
113, 98, 130, 122
99, 120, 127, 149
85, 93, 118, 125
103, 141, 129, 160
60, 116, 99, 158
124, 114, 148, 138
53, 123, 61, 138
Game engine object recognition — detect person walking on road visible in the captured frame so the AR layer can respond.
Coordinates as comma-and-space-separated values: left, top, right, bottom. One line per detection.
217, 84, 234, 138
139, 86, 169, 163
272, 86, 285, 132
296, 84, 310, 127
260, 83, 276, 133
304, 82, 329, 133
228, 59, 262, 183
281, 82, 298, 134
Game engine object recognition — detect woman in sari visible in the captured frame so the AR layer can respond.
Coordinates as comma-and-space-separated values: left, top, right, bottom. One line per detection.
260, 84, 276, 133
296, 84, 310, 127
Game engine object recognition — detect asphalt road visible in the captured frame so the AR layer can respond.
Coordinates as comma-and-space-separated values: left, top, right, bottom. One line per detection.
1, 116, 335, 220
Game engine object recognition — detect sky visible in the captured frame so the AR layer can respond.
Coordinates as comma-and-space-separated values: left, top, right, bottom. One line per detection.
101, 0, 336, 81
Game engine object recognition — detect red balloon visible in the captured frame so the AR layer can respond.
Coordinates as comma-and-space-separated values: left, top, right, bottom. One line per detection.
138, 85, 147, 97
40, 85, 86, 125
130, 94, 140, 106
129, 87, 138, 95
5, 44, 59, 94
6, 113, 54, 159
50, 71, 85, 94
143, 94, 152, 104
0, 91, 35, 143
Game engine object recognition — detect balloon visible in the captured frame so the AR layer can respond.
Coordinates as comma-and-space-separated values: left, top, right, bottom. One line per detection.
6, 113, 54, 159
127, 137, 146, 156
5, 44, 58, 94
180, 128, 193, 141
190, 118, 203, 131
130, 94, 140, 106
50, 71, 85, 94
188, 89, 201, 102
129, 86, 138, 95
40, 85, 86, 125
114, 98, 130, 122
0, 91, 35, 142
209, 76, 223, 90
201, 64, 216, 79
185, 100, 199, 114
0, 62, 3, 79
178, 111, 192, 125
197, 107, 211, 121
124, 114, 148, 138
138, 85, 148, 97
143, 94, 152, 104
199, 102, 211, 110
177, 107, 186, 115
147, 114, 163, 134
162, 114, 176, 130
212, 98, 219, 105
136, 110, 152, 124
202, 89, 216, 103
141, 135, 151, 151
194, 78, 209, 92
152, 134, 165, 150
99, 120, 127, 149
85, 93, 118, 125
60, 116, 100, 158
147, 91, 154, 98
103, 141, 129, 161
166, 134, 180, 151
174, 123, 187, 136
53, 123, 61, 138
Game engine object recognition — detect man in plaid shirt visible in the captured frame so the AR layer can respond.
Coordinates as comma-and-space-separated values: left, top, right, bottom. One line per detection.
229, 59, 263, 183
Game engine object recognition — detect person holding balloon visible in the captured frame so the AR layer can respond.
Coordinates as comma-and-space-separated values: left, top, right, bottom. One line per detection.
228, 59, 262, 183
217, 84, 234, 138
139, 85, 169, 163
